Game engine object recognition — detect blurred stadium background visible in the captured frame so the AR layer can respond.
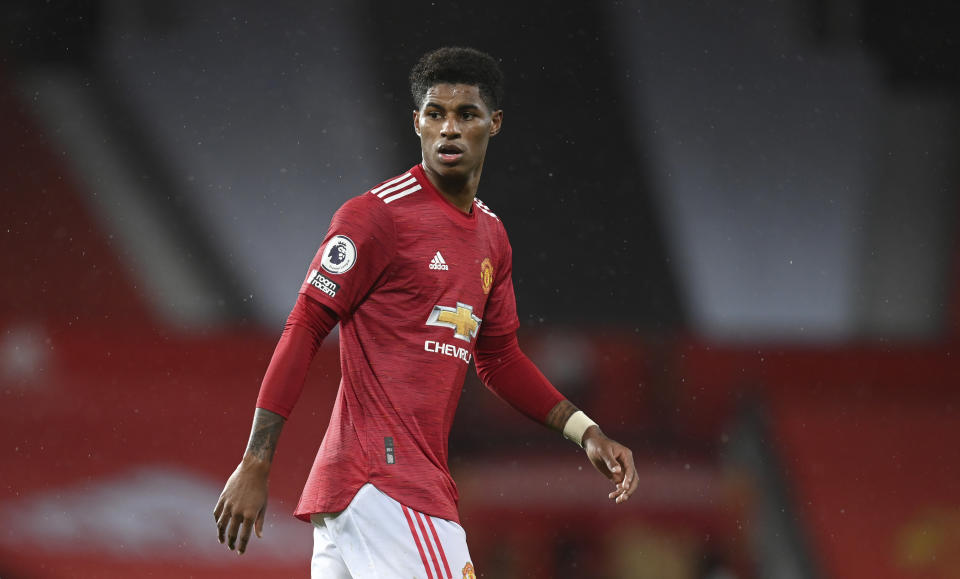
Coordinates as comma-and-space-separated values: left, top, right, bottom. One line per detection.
2, 1, 959, 577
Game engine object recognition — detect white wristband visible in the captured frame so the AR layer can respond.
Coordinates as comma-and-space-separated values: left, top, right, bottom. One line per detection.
562, 411, 598, 448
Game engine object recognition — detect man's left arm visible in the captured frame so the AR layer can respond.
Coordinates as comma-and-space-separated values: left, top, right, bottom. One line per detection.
474, 332, 639, 504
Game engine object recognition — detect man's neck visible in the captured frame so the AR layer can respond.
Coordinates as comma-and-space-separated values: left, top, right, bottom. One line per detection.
421, 163, 482, 214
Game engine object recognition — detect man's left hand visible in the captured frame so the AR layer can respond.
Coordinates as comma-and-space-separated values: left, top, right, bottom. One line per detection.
582, 426, 638, 504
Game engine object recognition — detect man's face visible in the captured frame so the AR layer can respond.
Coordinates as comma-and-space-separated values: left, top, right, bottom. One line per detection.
413, 83, 502, 181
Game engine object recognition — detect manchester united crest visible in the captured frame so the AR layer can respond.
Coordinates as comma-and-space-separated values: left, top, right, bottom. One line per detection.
462, 562, 476, 579
480, 258, 493, 295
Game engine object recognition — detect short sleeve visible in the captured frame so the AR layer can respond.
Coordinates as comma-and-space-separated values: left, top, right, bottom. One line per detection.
299, 194, 396, 319
479, 227, 520, 337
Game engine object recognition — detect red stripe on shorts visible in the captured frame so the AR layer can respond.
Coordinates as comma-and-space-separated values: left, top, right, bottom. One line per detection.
426, 516, 453, 578
414, 510, 445, 579
402, 505, 434, 579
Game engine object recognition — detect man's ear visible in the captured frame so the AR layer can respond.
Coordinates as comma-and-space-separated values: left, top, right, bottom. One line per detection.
489, 110, 503, 137
413, 109, 421, 136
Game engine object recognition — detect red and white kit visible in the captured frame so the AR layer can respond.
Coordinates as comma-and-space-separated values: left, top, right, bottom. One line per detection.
256, 164, 564, 578
311, 483, 473, 579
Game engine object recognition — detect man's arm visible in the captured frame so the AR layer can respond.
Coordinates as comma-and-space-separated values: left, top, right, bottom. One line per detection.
543, 399, 579, 432
475, 333, 640, 504
214, 408, 285, 554
213, 294, 338, 555
545, 399, 639, 504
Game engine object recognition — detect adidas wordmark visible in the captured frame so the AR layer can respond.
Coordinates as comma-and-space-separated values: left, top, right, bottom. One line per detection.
429, 251, 449, 271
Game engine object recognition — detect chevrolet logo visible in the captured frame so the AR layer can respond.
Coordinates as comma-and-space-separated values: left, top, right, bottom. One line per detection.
425, 302, 482, 342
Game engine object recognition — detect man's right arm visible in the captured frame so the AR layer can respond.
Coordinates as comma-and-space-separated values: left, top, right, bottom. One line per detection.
213, 407, 285, 554
213, 193, 393, 555
213, 294, 338, 555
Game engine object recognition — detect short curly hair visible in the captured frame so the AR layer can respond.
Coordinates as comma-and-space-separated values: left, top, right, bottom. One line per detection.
409, 47, 504, 111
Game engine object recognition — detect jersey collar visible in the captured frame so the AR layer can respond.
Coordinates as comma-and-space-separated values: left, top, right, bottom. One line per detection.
412, 164, 479, 229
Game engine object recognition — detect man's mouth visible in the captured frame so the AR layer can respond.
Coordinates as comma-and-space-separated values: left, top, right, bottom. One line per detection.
437, 144, 464, 163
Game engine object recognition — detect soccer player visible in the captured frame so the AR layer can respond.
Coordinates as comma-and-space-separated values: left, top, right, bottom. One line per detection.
214, 46, 639, 578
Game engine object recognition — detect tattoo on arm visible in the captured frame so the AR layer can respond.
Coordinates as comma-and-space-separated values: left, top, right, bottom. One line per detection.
544, 400, 580, 433
244, 408, 286, 463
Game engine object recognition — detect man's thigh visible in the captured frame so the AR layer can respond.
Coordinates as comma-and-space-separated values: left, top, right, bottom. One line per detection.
312, 515, 352, 579
313, 483, 474, 579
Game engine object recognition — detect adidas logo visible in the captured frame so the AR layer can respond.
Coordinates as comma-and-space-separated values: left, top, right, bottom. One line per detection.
429, 251, 449, 271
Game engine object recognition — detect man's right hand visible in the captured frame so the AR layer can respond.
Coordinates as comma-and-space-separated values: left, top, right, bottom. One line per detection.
215, 408, 286, 555
214, 457, 270, 555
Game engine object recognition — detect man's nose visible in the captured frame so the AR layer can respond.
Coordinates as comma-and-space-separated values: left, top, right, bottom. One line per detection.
440, 115, 460, 138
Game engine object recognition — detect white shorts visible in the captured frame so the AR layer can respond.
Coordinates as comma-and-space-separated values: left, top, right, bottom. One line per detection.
311, 483, 475, 579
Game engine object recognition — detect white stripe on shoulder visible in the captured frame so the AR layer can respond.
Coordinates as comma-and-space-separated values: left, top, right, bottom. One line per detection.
383, 184, 422, 204
474, 197, 500, 220
375, 176, 418, 199
370, 173, 412, 195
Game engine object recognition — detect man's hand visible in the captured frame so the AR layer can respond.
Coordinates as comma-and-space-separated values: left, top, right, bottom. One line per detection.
582, 426, 638, 504
214, 457, 269, 554
214, 408, 285, 555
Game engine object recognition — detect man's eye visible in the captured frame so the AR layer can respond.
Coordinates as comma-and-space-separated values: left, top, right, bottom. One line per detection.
428, 111, 441, 119
462, 112, 474, 120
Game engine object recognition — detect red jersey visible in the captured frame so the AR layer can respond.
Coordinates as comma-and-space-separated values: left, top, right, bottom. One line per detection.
292, 163, 518, 523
